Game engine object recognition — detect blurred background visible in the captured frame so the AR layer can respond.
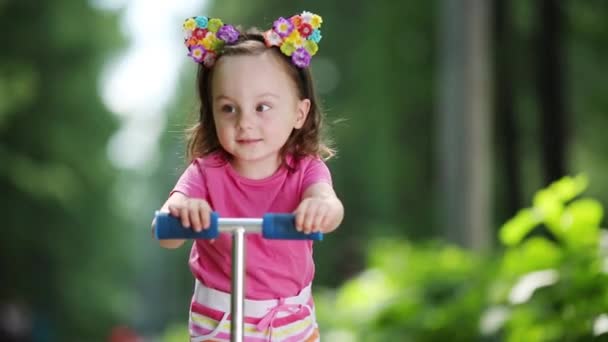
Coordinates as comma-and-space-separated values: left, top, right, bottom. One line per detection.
2, 0, 608, 341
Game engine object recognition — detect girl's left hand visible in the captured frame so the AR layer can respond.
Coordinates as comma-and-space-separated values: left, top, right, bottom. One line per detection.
294, 194, 344, 234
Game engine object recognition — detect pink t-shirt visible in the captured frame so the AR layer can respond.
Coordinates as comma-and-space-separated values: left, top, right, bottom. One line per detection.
172, 152, 332, 299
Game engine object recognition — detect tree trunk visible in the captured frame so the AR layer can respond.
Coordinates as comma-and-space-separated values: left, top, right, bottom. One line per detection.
537, 0, 568, 184
494, 0, 522, 217
437, 0, 493, 250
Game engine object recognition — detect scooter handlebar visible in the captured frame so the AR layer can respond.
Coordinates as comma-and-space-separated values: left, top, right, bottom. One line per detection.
154, 212, 323, 241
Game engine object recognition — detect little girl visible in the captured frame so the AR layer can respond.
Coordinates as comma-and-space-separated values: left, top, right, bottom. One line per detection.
154, 11, 343, 342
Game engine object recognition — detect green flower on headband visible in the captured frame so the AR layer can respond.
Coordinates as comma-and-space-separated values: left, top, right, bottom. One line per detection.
303, 40, 318, 56
195, 16, 208, 28
212, 39, 225, 51
208, 18, 223, 33
280, 41, 297, 56
202, 33, 224, 51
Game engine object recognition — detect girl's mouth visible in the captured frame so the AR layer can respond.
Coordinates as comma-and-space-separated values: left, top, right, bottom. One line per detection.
237, 138, 263, 144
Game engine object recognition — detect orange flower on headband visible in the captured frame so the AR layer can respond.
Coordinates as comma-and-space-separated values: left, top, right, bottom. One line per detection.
183, 11, 323, 68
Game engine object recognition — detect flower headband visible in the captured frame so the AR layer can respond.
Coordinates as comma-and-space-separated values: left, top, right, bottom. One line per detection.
183, 11, 323, 68
183, 17, 239, 67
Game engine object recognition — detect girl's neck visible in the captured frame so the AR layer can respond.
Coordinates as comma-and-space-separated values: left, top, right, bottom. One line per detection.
229, 155, 282, 180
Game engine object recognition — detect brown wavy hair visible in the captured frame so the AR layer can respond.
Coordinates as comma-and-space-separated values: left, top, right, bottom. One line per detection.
185, 29, 335, 167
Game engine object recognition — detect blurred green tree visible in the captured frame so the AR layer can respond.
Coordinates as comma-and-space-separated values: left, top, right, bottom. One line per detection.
0, 1, 132, 340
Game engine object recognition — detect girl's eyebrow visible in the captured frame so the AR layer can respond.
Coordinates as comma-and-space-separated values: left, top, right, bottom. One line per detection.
214, 93, 279, 101
257, 92, 280, 99
214, 94, 234, 101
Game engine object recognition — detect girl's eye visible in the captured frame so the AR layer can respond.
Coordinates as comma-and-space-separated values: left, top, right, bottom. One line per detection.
256, 104, 271, 112
221, 104, 236, 113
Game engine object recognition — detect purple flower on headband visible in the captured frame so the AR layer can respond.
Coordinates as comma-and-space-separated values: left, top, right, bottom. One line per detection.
188, 45, 206, 63
273, 17, 294, 37
291, 47, 311, 68
217, 24, 239, 44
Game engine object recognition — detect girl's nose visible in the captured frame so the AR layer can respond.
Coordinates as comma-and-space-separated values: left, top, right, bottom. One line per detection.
236, 110, 255, 129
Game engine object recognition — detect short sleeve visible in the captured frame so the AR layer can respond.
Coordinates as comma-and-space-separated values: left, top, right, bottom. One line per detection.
171, 159, 207, 199
302, 157, 332, 191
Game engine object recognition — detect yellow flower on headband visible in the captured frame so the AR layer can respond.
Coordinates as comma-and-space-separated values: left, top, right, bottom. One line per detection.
285, 30, 304, 47
310, 15, 322, 29
183, 18, 197, 31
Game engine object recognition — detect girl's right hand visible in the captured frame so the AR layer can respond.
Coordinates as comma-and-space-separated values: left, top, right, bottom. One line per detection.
168, 198, 213, 232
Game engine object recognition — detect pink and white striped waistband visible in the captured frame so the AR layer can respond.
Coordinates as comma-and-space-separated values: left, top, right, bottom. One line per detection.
193, 280, 312, 319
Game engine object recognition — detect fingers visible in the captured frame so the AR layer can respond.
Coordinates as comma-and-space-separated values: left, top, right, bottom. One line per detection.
296, 199, 329, 234
295, 202, 306, 231
189, 201, 212, 232
168, 204, 190, 228
188, 202, 202, 231
311, 206, 328, 233
168, 204, 180, 218
168, 200, 212, 232
201, 206, 211, 229
303, 205, 326, 234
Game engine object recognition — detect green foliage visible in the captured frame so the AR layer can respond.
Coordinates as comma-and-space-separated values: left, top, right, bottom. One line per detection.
500, 174, 593, 248
0, 1, 132, 340
496, 174, 608, 341
160, 323, 190, 342
316, 175, 608, 341
316, 239, 493, 341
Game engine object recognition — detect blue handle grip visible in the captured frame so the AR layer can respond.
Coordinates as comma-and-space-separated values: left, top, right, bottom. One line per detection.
154, 211, 219, 239
262, 213, 323, 241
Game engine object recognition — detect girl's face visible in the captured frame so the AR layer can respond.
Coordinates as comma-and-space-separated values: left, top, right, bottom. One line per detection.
211, 51, 310, 179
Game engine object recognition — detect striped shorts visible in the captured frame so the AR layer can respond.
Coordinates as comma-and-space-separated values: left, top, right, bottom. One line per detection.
189, 280, 320, 342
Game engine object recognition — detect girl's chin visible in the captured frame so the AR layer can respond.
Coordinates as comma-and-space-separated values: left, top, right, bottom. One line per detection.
231, 152, 281, 166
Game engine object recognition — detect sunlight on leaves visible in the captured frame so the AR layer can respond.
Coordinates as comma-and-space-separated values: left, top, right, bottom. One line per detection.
334, 269, 397, 325
500, 209, 541, 246
549, 174, 589, 202
559, 198, 603, 248
501, 237, 563, 276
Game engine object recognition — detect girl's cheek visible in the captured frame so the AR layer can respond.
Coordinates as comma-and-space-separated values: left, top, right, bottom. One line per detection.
260, 111, 276, 123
